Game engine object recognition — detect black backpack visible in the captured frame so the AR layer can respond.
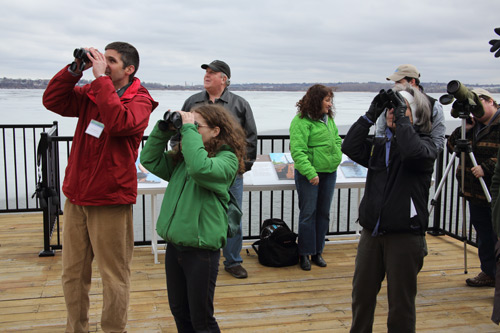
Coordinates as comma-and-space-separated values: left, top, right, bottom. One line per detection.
252, 218, 299, 267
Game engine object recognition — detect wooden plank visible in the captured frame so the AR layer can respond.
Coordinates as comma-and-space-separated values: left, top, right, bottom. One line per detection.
0, 213, 499, 332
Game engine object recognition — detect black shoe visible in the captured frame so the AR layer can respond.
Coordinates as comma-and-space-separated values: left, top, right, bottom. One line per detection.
311, 254, 327, 267
300, 255, 311, 271
224, 264, 248, 279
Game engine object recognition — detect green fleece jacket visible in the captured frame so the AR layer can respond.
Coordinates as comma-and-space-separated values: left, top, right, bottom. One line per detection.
140, 121, 238, 250
289, 114, 342, 180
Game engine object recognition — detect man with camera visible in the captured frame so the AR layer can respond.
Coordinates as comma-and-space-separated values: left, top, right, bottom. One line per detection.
179, 60, 257, 279
378, 64, 446, 152
43, 42, 158, 332
447, 88, 500, 288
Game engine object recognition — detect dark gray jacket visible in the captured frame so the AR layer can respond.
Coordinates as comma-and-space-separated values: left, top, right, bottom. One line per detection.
181, 89, 257, 172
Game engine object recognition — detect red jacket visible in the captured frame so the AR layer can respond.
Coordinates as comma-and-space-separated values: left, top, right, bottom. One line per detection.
43, 66, 158, 205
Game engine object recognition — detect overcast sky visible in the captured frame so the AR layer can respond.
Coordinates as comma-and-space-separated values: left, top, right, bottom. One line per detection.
3, 0, 500, 85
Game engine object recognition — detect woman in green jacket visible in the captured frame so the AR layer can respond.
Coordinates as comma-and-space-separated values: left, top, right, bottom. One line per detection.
140, 104, 246, 332
289, 84, 343, 271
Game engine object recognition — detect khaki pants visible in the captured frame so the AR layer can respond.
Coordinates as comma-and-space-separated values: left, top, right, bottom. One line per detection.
62, 201, 134, 333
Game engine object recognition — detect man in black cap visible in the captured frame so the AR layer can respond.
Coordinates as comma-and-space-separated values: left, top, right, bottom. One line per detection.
181, 60, 257, 278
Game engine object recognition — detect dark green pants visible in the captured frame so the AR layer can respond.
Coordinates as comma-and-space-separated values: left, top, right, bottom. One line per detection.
350, 229, 427, 333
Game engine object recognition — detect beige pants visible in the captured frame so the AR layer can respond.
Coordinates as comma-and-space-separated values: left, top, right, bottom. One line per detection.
62, 201, 134, 333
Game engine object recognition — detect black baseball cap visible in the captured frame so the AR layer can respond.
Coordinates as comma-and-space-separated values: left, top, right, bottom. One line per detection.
201, 60, 231, 79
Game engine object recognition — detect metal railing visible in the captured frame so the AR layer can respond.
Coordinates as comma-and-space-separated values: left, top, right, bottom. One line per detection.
0, 124, 479, 254
0, 123, 58, 213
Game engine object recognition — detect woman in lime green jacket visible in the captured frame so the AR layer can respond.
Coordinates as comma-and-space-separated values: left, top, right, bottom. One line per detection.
289, 84, 342, 271
140, 104, 246, 332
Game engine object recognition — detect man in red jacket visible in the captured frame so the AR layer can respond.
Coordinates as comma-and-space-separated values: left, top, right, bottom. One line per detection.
43, 42, 158, 333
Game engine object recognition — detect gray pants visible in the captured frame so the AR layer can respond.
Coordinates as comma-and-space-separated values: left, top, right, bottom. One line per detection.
350, 229, 427, 333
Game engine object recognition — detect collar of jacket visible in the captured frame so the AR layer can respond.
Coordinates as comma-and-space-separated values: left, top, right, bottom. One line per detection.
86, 77, 142, 104
201, 88, 229, 104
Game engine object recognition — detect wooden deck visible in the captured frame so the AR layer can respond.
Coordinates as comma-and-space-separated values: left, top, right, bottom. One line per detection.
0, 213, 499, 332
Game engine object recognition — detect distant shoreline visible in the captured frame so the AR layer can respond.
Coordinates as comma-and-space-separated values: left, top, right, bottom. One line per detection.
2, 78, 500, 94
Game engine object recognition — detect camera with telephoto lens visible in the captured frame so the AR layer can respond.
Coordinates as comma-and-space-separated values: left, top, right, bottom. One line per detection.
69, 48, 91, 73
439, 80, 485, 119
158, 111, 183, 131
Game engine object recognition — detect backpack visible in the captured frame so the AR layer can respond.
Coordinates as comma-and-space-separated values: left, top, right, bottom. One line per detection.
252, 218, 299, 267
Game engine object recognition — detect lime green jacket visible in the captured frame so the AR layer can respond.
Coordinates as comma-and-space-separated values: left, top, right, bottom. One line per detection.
140, 121, 238, 250
289, 114, 342, 180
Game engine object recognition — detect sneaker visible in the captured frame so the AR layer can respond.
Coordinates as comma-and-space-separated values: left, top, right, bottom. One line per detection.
465, 271, 495, 287
225, 264, 248, 279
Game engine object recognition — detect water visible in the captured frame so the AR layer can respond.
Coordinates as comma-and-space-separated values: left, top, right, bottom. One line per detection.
2, 88, 496, 242
3, 88, 485, 136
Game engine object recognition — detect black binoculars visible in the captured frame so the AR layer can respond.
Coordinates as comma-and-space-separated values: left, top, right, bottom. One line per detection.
69, 48, 91, 73
158, 111, 183, 131
377, 89, 396, 110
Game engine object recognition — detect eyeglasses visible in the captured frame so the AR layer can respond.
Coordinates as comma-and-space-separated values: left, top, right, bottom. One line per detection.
194, 121, 211, 129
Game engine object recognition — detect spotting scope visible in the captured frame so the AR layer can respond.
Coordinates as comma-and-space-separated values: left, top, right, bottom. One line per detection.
439, 80, 485, 118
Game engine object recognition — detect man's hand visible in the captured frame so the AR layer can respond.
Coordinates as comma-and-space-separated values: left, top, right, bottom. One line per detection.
489, 27, 500, 58
471, 165, 485, 178
87, 48, 107, 78
465, 117, 476, 131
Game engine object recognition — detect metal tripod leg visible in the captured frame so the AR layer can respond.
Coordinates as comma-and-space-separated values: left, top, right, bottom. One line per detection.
460, 151, 468, 274
468, 151, 492, 202
429, 151, 457, 215
429, 117, 492, 274
429, 150, 469, 273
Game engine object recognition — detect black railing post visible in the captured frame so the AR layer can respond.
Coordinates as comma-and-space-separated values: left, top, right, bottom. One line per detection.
37, 123, 61, 257
38, 131, 54, 257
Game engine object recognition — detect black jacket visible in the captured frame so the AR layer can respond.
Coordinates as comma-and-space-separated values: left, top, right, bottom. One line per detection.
342, 116, 437, 235
447, 109, 500, 206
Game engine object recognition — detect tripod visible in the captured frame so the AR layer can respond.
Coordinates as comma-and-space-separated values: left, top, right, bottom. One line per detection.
430, 113, 491, 274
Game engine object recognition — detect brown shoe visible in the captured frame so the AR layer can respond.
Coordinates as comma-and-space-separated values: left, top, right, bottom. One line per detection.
225, 264, 248, 279
465, 271, 495, 287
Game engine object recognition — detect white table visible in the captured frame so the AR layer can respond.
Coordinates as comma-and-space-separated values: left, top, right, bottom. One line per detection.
138, 158, 367, 264
137, 180, 169, 264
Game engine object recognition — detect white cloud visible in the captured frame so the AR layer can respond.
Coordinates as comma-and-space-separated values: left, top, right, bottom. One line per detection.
2, 0, 500, 84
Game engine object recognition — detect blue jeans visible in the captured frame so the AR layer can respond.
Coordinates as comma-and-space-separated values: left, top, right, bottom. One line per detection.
294, 169, 337, 255
165, 244, 221, 332
223, 175, 243, 268
469, 201, 497, 277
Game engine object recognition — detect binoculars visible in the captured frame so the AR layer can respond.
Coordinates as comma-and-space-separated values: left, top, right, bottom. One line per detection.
69, 48, 91, 73
158, 111, 183, 131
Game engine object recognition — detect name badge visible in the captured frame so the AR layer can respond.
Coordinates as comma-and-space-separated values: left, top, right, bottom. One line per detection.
85, 120, 104, 138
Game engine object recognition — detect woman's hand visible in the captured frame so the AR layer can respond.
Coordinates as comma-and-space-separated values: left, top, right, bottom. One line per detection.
179, 111, 195, 125
309, 176, 319, 186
